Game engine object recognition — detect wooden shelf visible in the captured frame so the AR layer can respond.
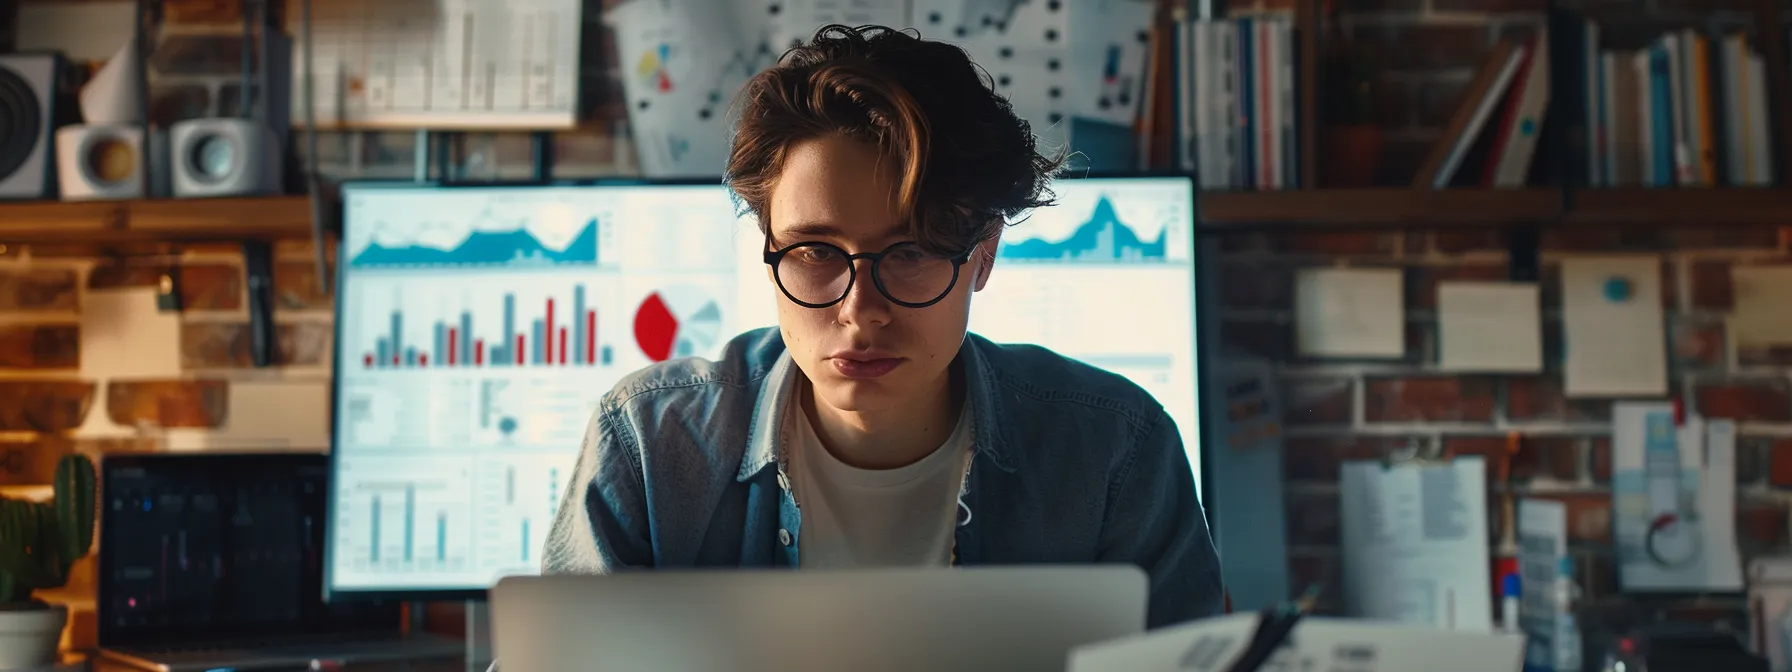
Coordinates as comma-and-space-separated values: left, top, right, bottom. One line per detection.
0, 196, 321, 245
1200, 189, 1561, 228
1568, 188, 1792, 226
1200, 187, 1792, 228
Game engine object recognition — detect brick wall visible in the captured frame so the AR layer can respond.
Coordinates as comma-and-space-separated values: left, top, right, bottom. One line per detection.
0, 242, 335, 475
1220, 224, 1792, 627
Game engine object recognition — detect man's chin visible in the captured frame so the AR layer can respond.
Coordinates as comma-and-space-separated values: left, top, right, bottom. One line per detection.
810, 376, 902, 413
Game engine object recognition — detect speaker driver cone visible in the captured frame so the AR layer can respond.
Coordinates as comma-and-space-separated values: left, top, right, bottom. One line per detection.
0, 67, 43, 181
83, 134, 138, 188
189, 133, 236, 184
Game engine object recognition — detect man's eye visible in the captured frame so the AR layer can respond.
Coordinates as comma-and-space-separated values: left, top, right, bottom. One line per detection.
798, 247, 839, 263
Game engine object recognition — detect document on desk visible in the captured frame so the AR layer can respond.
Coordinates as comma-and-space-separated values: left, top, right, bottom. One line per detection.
1340, 456, 1493, 631
1438, 281, 1543, 372
1561, 256, 1667, 397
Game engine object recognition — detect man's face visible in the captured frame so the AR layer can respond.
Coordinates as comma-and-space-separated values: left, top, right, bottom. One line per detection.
765, 134, 998, 413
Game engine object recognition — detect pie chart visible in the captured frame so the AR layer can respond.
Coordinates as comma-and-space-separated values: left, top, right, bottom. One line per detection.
633, 288, 723, 362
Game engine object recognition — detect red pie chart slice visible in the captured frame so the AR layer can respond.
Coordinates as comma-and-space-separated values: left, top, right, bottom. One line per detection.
633, 291, 677, 362
633, 289, 726, 363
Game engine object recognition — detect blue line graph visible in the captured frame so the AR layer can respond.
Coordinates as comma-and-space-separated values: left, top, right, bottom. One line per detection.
1000, 196, 1167, 263
350, 218, 599, 268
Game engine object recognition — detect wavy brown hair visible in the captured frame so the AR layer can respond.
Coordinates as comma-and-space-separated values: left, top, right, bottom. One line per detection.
725, 24, 1062, 256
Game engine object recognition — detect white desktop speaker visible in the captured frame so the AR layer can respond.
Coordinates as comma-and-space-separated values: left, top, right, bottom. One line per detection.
169, 118, 281, 197
54, 124, 169, 200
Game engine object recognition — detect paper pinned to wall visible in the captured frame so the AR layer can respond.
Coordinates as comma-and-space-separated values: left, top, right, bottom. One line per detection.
1731, 265, 1792, 361
80, 287, 181, 379
1066, 0, 1156, 127
1339, 456, 1493, 631
607, 0, 759, 178
1561, 256, 1667, 397
1295, 267, 1405, 359
75, 287, 183, 439
1438, 281, 1542, 373
1611, 403, 1744, 591
162, 379, 331, 452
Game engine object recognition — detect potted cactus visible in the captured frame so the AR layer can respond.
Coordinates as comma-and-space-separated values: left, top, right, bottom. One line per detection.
0, 454, 97, 670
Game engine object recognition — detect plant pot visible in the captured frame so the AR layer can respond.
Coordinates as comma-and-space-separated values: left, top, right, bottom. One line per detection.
1321, 124, 1386, 187
0, 603, 66, 669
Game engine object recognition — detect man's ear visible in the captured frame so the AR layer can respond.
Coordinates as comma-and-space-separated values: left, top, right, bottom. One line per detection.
971, 234, 1000, 292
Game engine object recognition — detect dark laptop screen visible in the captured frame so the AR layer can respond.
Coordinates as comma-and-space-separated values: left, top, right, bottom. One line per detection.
98, 452, 401, 647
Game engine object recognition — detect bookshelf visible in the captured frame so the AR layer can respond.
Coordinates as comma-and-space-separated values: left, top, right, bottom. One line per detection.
1173, 0, 1792, 230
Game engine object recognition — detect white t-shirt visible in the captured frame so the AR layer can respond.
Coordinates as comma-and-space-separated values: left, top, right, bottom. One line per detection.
787, 385, 973, 569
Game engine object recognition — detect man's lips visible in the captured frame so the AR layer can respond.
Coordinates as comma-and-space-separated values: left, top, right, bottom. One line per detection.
827, 351, 904, 379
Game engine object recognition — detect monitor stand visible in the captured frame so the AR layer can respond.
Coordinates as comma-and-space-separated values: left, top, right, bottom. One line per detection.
464, 599, 494, 672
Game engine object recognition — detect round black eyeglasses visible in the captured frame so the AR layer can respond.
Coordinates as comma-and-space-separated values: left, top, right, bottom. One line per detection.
764, 240, 974, 309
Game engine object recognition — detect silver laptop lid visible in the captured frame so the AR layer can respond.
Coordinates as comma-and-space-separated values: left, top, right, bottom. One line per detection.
490, 565, 1148, 672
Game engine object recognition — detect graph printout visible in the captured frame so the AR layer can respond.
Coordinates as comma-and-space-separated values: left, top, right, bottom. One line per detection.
328, 178, 1202, 593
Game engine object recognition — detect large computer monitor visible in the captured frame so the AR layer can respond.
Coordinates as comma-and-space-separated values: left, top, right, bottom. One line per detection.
326, 176, 1203, 599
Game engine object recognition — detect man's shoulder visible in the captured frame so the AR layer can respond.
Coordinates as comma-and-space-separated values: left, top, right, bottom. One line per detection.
969, 334, 1163, 428
600, 326, 784, 413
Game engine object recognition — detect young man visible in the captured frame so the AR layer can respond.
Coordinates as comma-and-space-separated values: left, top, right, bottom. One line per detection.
542, 24, 1223, 627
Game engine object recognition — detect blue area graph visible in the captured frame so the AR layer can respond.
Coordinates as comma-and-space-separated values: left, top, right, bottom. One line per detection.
350, 219, 599, 268
1000, 196, 1166, 262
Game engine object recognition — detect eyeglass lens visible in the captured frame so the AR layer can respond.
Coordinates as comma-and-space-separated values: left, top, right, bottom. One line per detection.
775, 242, 959, 306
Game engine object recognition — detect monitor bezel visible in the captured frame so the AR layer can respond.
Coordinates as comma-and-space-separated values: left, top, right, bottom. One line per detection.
323, 172, 1210, 603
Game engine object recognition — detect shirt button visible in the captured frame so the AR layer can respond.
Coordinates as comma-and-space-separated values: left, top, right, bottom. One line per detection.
778, 529, 792, 546
777, 472, 791, 491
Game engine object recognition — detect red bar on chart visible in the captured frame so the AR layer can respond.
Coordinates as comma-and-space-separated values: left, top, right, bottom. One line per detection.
475, 339, 485, 365
558, 328, 568, 365
420, 354, 429, 366
585, 310, 596, 365
448, 329, 458, 366
545, 298, 556, 363
516, 334, 526, 365
364, 353, 373, 368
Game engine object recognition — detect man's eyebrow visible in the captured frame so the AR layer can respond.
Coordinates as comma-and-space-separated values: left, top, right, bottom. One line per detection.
777, 221, 911, 240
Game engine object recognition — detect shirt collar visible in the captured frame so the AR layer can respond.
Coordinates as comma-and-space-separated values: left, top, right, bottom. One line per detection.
736, 335, 1015, 482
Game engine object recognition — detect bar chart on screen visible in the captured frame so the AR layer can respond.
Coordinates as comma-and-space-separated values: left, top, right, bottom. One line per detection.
475, 452, 579, 577
355, 280, 614, 370
332, 184, 770, 592
332, 456, 477, 586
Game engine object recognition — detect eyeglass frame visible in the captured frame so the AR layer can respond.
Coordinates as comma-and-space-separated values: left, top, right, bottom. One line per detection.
762, 237, 977, 309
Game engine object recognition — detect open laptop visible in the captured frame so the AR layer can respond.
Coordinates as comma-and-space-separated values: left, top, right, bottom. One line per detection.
97, 452, 464, 672
490, 566, 1148, 672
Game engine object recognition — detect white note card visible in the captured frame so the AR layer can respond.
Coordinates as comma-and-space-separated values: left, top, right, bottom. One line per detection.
1561, 256, 1667, 397
1731, 265, 1792, 357
1295, 267, 1405, 359
1439, 281, 1542, 372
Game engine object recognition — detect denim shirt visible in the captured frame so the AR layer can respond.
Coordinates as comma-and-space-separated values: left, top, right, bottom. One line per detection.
539, 327, 1224, 629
